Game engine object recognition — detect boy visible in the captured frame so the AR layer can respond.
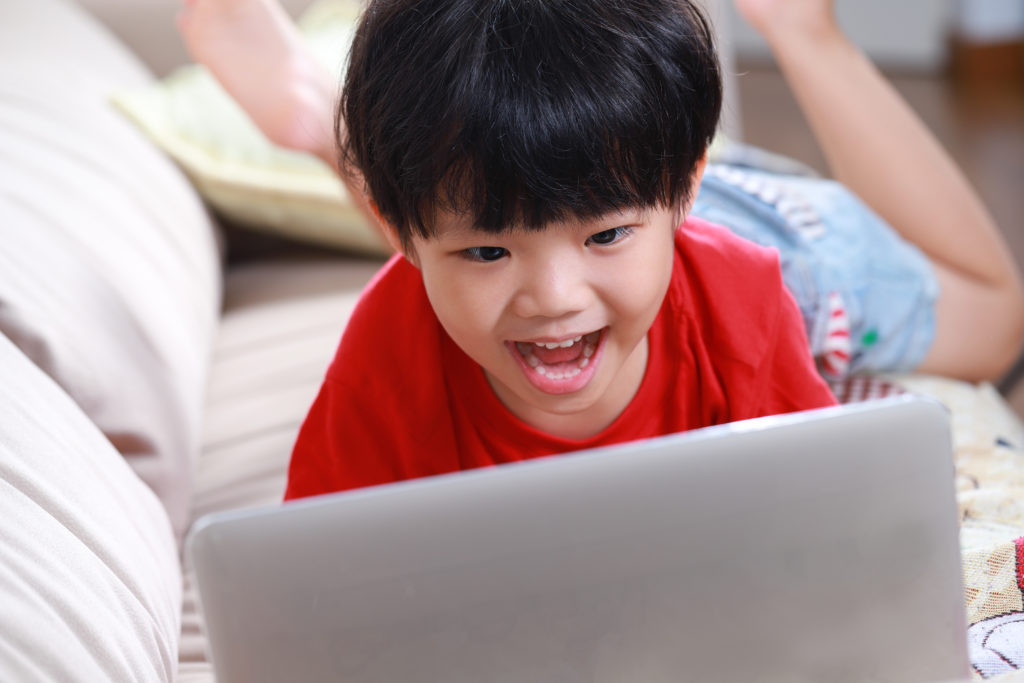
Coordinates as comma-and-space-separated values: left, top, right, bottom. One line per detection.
180, 0, 1024, 498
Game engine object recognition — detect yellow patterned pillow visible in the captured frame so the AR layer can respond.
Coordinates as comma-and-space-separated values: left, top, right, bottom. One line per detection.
111, 0, 390, 256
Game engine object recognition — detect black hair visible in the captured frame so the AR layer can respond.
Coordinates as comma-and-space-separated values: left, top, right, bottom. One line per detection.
339, 0, 722, 247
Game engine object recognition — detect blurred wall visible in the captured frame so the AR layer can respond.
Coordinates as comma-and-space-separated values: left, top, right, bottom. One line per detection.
78, 0, 317, 76
954, 0, 1024, 43
701, 0, 743, 140
726, 0, 954, 72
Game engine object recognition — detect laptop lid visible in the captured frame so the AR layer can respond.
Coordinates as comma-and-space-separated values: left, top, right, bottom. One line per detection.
187, 396, 969, 682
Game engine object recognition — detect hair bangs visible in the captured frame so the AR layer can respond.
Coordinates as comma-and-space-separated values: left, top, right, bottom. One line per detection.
342, 0, 721, 244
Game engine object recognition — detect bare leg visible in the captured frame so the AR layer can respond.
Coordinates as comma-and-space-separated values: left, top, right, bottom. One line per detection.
177, 0, 383, 239
178, 0, 338, 167
735, 0, 1024, 381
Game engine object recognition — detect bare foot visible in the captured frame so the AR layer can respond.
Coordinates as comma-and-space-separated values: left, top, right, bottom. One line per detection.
732, 0, 839, 47
177, 0, 338, 163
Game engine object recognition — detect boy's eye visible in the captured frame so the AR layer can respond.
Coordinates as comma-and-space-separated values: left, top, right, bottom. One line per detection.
587, 226, 632, 246
463, 246, 508, 262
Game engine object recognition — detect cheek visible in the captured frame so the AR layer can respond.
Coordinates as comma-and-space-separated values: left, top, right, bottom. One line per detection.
605, 243, 674, 320
421, 265, 506, 345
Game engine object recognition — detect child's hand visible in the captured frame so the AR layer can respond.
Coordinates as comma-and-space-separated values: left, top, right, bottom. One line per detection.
732, 0, 839, 46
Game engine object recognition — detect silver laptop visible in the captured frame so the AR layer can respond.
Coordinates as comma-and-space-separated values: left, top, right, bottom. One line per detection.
187, 396, 969, 683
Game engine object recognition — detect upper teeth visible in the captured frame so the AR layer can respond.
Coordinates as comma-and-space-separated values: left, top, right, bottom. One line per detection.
535, 336, 582, 350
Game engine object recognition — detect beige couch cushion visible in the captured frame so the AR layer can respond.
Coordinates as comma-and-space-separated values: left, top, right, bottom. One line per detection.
0, 333, 181, 682
0, 0, 222, 543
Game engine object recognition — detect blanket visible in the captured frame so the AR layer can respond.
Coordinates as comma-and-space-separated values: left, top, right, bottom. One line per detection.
833, 375, 1024, 680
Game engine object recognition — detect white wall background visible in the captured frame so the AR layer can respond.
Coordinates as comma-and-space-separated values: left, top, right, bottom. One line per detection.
954, 0, 1024, 42
724, 0, 955, 71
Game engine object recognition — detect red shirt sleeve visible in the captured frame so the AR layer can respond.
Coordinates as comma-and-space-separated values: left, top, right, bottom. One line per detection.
283, 379, 338, 500
284, 376, 405, 500
754, 280, 838, 416
672, 217, 836, 422
283, 255, 462, 501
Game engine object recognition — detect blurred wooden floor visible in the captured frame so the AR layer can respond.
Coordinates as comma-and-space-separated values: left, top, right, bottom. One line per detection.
732, 63, 1024, 415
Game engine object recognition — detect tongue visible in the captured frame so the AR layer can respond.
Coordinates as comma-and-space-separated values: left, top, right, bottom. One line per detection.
532, 341, 583, 365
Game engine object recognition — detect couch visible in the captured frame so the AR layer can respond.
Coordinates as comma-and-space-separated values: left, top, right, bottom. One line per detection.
3, 0, 1024, 681
1, 0, 384, 679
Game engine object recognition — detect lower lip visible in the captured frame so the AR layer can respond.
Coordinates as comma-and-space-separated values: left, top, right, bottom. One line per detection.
506, 329, 606, 395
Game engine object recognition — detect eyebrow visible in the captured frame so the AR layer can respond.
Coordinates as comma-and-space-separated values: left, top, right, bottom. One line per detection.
430, 207, 651, 241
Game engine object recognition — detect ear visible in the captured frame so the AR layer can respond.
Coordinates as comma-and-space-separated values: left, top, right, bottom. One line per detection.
680, 150, 709, 218
378, 221, 404, 256
367, 200, 419, 266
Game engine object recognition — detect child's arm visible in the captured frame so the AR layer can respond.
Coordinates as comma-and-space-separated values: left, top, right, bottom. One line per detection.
734, 0, 1024, 382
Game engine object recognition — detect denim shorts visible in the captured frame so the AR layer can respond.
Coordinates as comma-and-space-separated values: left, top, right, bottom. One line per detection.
691, 163, 939, 378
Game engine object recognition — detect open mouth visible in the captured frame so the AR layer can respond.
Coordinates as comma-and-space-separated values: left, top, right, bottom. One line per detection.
507, 329, 605, 394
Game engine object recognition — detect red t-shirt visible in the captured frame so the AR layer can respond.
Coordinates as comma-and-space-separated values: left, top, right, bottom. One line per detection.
285, 217, 836, 500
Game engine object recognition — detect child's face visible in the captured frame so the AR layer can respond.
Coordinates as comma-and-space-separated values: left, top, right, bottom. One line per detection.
406, 205, 680, 439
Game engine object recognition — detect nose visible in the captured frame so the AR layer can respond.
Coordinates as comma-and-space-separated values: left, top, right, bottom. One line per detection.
512, 250, 593, 320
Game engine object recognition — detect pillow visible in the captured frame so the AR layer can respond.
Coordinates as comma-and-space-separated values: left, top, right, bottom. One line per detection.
0, 0, 222, 544
111, 0, 390, 256
0, 333, 181, 682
